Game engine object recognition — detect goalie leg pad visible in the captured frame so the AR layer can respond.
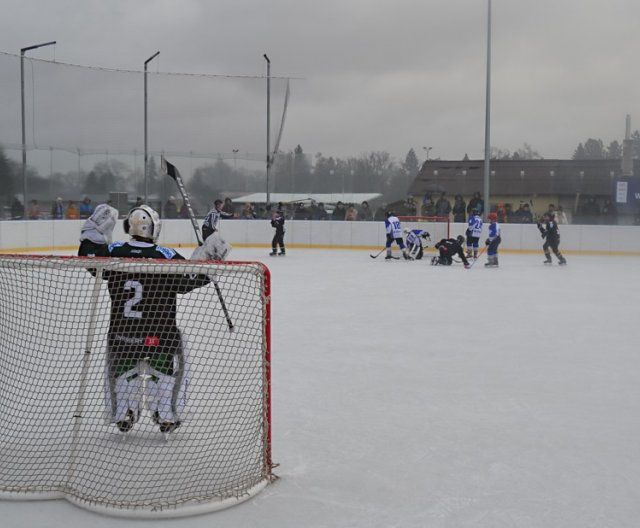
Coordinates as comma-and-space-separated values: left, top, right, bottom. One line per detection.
105, 366, 143, 423
191, 232, 232, 260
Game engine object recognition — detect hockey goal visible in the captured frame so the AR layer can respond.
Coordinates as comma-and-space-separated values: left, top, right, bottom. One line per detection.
397, 216, 451, 244
0, 255, 273, 518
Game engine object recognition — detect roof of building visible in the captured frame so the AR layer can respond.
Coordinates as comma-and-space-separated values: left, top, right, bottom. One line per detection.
231, 193, 382, 205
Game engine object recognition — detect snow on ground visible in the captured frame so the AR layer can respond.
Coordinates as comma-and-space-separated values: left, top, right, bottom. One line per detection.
2, 247, 639, 528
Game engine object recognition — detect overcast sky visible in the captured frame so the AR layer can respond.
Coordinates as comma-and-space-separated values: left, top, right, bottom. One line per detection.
1, 0, 639, 165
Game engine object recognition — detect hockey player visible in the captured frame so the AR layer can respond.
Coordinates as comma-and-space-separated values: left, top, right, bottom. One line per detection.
403, 228, 430, 260
484, 212, 501, 267
465, 209, 484, 259
202, 199, 234, 242
270, 208, 286, 256
384, 211, 410, 260
537, 212, 567, 265
432, 235, 470, 268
78, 205, 217, 434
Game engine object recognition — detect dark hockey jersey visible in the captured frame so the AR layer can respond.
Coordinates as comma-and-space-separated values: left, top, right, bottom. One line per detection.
80, 240, 210, 346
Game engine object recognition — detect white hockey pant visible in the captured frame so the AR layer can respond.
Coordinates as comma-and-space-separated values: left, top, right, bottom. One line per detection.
105, 362, 188, 424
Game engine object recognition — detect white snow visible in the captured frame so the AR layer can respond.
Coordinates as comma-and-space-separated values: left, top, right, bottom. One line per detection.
1, 248, 639, 527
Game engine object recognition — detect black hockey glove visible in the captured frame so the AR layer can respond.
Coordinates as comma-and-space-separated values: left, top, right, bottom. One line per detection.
485, 238, 490, 245
421, 232, 431, 239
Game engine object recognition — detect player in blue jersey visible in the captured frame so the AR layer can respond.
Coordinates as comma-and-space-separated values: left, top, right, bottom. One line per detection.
484, 212, 502, 267
384, 212, 410, 260
465, 209, 484, 259
403, 228, 430, 260
78, 205, 220, 434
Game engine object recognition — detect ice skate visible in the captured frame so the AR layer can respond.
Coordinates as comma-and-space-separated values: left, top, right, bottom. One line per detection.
159, 420, 181, 434
278, 249, 286, 256
116, 409, 136, 433
269, 249, 277, 256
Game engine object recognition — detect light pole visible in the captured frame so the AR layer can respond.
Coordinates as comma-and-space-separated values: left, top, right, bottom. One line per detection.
144, 51, 160, 204
21, 40, 56, 219
264, 54, 271, 204
423, 146, 432, 161
483, 0, 492, 219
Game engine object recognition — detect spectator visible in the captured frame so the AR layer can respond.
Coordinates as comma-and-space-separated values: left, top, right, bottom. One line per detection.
134, 196, 144, 208
65, 200, 81, 219
510, 201, 533, 223
434, 192, 451, 218
28, 199, 41, 220
358, 201, 373, 221
374, 203, 388, 221
79, 197, 95, 219
51, 197, 65, 219
581, 196, 601, 224
467, 192, 484, 216
555, 205, 569, 224
164, 196, 179, 219
222, 197, 236, 217
332, 201, 346, 220
403, 196, 417, 216
422, 195, 436, 217
179, 201, 191, 218
314, 202, 329, 220
452, 194, 466, 223
10, 196, 24, 219
242, 202, 258, 219
601, 198, 617, 225
345, 203, 358, 221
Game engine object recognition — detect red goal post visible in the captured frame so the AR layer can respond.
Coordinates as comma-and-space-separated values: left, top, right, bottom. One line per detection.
397, 215, 451, 243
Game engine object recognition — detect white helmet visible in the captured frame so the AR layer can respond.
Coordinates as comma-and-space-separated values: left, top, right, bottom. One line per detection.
124, 205, 161, 242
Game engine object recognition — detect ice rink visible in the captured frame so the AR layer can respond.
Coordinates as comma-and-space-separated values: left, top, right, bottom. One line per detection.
1, 246, 639, 528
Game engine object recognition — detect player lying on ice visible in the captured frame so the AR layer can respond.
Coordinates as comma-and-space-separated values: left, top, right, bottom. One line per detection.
432, 235, 470, 268
78, 204, 230, 434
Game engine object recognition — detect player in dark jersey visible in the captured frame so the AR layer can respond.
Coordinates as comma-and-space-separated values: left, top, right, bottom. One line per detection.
537, 212, 567, 265
270, 209, 286, 256
79, 205, 211, 434
432, 235, 470, 268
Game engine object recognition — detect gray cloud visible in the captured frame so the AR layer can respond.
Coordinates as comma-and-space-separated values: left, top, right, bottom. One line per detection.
1, 0, 638, 165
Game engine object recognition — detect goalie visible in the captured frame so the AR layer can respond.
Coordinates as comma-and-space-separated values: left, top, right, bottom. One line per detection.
79, 205, 222, 434
403, 228, 430, 260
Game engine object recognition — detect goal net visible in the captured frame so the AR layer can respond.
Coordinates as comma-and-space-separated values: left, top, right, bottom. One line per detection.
0, 255, 273, 518
398, 216, 451, 249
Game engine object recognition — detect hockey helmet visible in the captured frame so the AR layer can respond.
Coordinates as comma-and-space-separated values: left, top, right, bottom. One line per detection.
403, 227, 410, 235
456, 235, 465, 245
124, 205, 161, 242
386, 210, 395, 218
487, 212, 498, 221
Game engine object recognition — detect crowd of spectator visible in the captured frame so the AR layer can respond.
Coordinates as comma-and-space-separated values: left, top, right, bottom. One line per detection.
0, 193, 633, 226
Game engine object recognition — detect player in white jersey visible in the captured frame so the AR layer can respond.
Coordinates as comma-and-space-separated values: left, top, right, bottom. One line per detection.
403, 228, 430, 260
465, 209, 484, 259
384, 212, 409, 260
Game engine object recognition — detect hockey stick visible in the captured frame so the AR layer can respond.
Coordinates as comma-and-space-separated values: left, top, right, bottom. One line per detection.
161, 156, 234, 331
369, 248, 386, 259
466, 245, 487, 269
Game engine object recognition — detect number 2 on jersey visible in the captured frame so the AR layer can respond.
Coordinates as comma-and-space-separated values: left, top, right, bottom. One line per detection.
123, 280, 143, 319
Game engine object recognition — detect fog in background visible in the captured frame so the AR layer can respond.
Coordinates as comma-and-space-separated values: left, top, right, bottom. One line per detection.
1, 0, 639, 165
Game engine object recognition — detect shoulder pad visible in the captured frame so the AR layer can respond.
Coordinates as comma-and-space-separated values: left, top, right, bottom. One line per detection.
156, 245, 177, 259
108, 241, 124, 251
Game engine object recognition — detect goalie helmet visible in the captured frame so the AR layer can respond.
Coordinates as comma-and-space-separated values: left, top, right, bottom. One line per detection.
124, 205, 161, 242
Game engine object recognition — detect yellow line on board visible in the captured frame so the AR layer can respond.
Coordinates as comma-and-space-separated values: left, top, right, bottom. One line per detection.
2, 243, 639, 257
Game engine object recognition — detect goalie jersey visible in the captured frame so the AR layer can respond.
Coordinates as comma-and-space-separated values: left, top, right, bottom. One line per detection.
80, 240, 210, 353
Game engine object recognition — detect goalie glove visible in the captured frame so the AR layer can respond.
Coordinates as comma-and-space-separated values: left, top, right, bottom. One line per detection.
485, 238, 490, 246
421, 232, 431, 240
191, 232, 232, 261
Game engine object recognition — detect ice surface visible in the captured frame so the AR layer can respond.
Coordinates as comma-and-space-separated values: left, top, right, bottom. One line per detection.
1, 247, 639, 527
